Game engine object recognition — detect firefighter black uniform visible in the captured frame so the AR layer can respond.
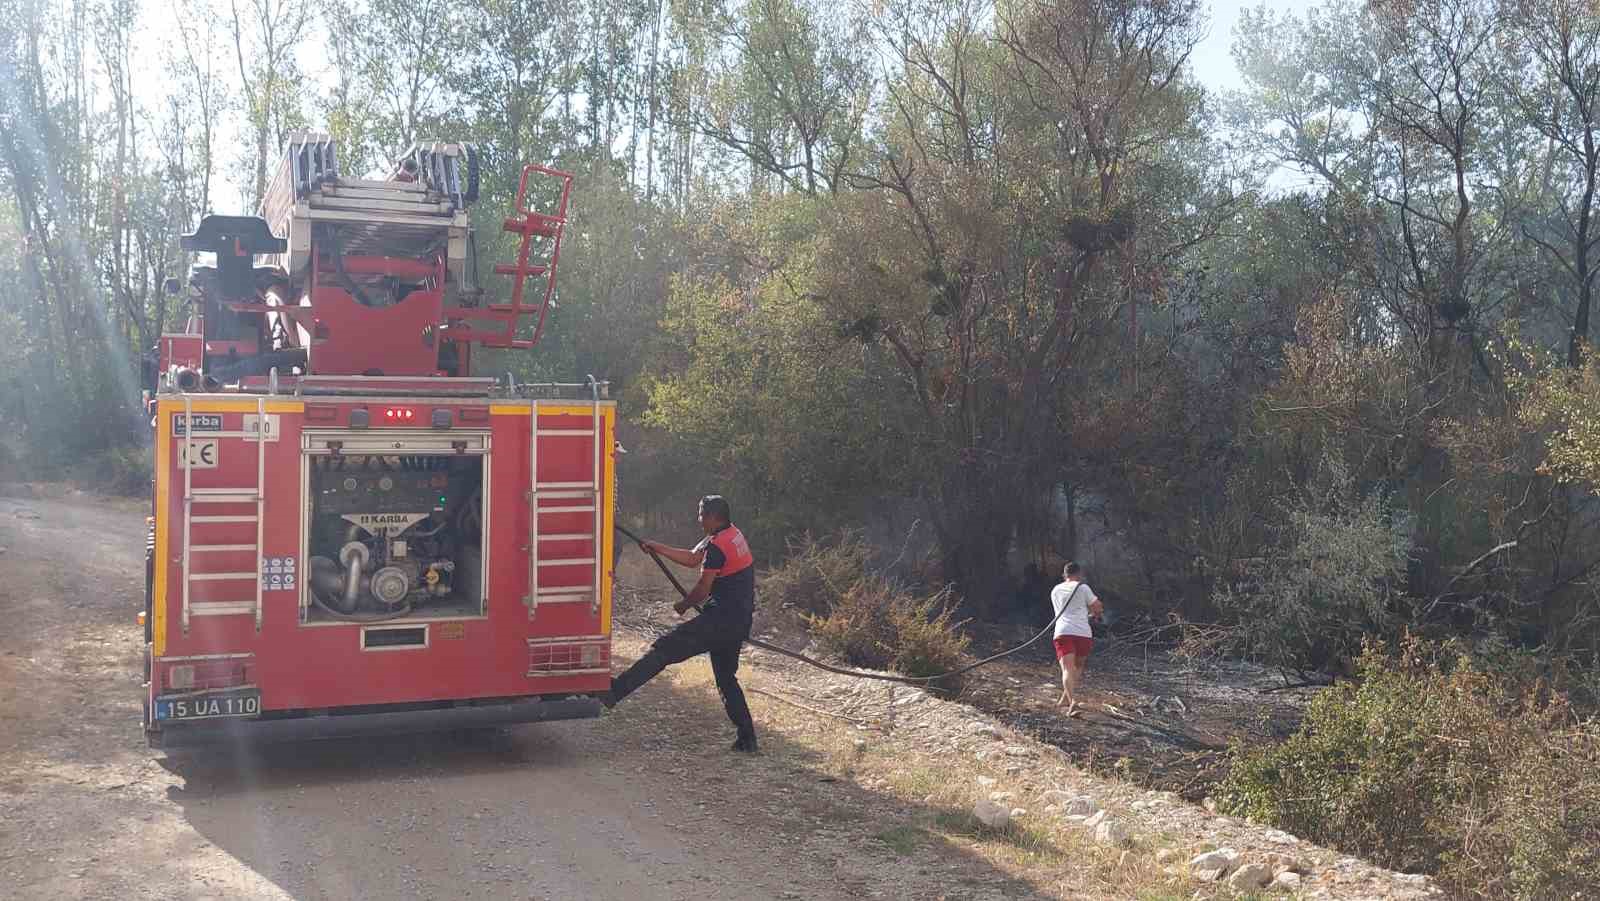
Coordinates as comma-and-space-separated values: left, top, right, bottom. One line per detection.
608, 519, 759, 751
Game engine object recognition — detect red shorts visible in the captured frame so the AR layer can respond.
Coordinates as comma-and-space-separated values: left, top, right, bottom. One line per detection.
1053, 635, 1092, 660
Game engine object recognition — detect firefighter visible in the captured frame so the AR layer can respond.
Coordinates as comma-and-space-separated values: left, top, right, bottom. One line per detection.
604, 495, 759, 752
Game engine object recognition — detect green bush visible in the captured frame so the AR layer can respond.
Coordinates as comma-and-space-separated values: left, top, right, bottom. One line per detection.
1219, 636, 1600, 898
1211, 456, 1410, 673
83, 445, 154, 496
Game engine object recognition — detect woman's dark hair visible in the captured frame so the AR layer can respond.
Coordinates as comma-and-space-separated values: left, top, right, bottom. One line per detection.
699, 495, 732, 523
1063, 560, 1081, 579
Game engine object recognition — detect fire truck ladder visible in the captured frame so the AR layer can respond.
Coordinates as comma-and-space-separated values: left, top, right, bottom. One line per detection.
525, 377, 605, 620
450, 164, 573, 350
180, 396, 268, 632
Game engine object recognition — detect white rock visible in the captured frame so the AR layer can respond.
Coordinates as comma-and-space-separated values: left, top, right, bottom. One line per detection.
1038, 789, 1073, 806
1064, 797, 1098, 817
976, 776, 997, 788
1062, 815, 1090, 826
1009, 807, 1027, 819
1093, 818, 1131, 847
1189, 848, 1238, 882
1041, 804, 1060, 815
1265, 852, 1309, 875
1273, 871, 1302, 889
1154, 848, 1179, 864
1260, 828, 1298, 845
1002, 745, 1036, 758
973, 799, 1010, 829
971, 724, 1001, 738
988, 791, 1016, 803
1227, 863, 1272, 891
1082, 809, 1108, 829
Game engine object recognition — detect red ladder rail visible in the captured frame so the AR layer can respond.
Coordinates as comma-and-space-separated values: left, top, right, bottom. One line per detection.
446, 164, 573, 350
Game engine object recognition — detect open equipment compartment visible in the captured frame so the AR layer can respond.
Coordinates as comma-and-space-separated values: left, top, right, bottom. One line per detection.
299, 428, 490, 624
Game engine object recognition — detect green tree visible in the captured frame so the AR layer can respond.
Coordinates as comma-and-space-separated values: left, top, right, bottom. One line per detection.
227, 0, 311, 206
680, 0, 875, 195
1503, 0, 1600, 367
323, 0, 463, 161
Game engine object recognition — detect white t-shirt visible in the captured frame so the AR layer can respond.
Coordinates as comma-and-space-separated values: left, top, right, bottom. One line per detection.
1050, 580, 1099, 639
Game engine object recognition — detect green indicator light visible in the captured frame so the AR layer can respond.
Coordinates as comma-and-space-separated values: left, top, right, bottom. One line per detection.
439, 496, 447, 503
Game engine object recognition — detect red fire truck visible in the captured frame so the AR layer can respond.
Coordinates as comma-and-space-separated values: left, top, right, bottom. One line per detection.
140, 135, 616, 747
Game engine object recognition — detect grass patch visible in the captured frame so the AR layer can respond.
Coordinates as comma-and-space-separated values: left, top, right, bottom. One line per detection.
874, 824, 926, 855
884, 765, 947, 800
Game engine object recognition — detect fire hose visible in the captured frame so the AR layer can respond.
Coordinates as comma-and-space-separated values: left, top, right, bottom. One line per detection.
612, 523, 1090, 687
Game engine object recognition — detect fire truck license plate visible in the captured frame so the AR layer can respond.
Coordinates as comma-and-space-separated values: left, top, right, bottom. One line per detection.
155, 690, 261, 721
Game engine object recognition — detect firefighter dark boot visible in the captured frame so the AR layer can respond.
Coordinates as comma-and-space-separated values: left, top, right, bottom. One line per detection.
709, 642, 757, 748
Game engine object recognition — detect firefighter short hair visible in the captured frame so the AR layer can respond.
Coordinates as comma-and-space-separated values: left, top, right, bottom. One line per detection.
699, 495, 732, 524
1063, 561, 1081, 579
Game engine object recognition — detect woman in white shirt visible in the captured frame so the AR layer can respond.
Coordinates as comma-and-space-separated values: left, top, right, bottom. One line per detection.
1049, 561, 1103, 716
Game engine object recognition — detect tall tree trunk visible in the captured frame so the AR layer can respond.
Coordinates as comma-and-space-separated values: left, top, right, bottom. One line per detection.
644, 0, 661, 200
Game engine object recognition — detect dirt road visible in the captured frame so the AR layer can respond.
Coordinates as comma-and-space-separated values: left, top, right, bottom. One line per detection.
0, 489, 1446, 901
0, 490, 1043, 901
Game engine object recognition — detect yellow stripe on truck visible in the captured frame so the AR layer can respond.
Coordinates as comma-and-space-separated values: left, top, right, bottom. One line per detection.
153, 401, 171, 657
175, 399, 304, 414
602, 407, 615, 635
488, 403, 616, 417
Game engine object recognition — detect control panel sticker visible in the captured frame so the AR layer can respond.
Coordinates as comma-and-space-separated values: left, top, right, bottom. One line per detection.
261, 556, 297, 591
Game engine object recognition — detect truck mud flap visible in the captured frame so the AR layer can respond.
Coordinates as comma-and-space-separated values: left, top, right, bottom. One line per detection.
147, 695, 602, 750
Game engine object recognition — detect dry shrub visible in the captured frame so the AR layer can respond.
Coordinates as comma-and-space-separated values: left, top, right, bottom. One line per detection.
887, 586, 970, 680
1219, 636, 1600, 898
807, 576, 971, 690
761, 530, 873, 616
764, 531, 971, 688
807, 576, 899, 668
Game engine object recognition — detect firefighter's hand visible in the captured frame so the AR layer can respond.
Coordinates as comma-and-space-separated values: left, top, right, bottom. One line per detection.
638, 539, 658, 554
672, 598, 694, 616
